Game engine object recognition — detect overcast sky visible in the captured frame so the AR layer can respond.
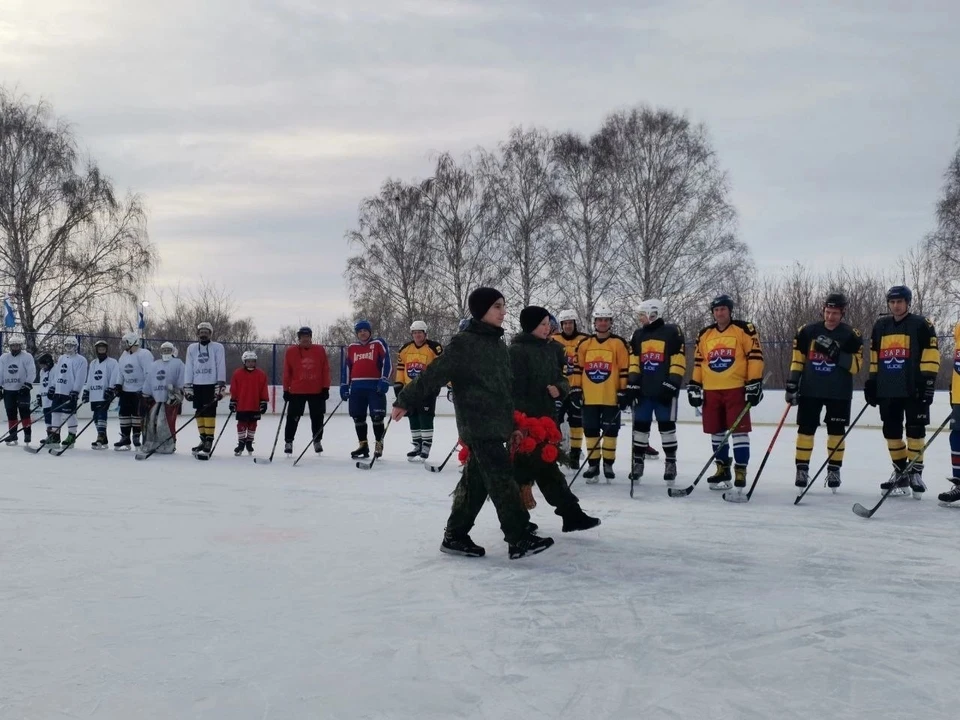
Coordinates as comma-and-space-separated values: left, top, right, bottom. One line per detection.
2, 0, 959, 336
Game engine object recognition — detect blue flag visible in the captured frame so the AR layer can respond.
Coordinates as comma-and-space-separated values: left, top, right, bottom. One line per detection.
3, 296, 15, 329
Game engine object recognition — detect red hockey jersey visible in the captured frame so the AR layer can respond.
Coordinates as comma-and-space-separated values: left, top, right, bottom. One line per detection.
229, 367, 269, 412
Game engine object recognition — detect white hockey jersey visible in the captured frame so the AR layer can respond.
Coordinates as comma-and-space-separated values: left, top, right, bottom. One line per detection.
184, 341, 226, 387
0, 351, 36, 392
143, 358, 185, 402
40, 368, 52, 409
85, 357, 120, 402
111, 348, 155, 392
52, 354, 88, 396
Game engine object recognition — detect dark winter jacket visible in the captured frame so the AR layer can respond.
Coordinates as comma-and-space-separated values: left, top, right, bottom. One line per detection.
509, 332, 570, 418
395, 319, 513, 443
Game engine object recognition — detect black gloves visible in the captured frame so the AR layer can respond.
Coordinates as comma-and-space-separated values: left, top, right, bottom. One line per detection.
686, 383, 703, 408
745, 380, 763, 406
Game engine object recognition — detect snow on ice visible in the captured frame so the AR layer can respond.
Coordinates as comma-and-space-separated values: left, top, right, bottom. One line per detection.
1, 412, 958, 719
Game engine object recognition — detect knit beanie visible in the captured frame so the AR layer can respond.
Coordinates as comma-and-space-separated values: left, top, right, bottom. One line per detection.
519, 306, 550, 333
468, 287, 505, 320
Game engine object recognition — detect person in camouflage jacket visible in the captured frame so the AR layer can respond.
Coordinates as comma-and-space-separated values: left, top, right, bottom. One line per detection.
392, 287, 554, 560
510, 306, 601, 533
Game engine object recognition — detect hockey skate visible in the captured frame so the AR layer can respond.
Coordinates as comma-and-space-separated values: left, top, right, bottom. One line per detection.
938, 482, 960, 506
909, 472, 926, 499
568, 449, 581, 471
195, 438, 213, 460
407, 442, 423, 462
350, 441, 370, 459
794, 467, 810, 488
603, 461, 615, 482
726, 464, 748, 499
707, 460, 732, 490
114, 437, 131, 451
880, 472, 910, 496
60, 432, 76, 448
5, 437, 17, 446
663, 459, 677, 483
284, 441, 293, 456
440, 531, 485, 558
374, 440, 384, 458
245, 440, 254, 455
419, 443, 432, 461
583, 461, 601, 484
313, 440, 323, 455
825, 468, 841, 492
629, 453, 644, 482
91, 433, 109, 449
234, 441, 245, 457
132, 433, 142, 448
508, 532, 555, 559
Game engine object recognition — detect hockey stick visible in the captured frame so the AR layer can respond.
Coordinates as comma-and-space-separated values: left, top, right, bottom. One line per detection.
425, 439, 459, 473
254, 399, 288, 465
49, 413, 99, 455
628, 402, 638, 498
293, 399, 343, 466
0, 398, 42, 445
196, 410, 234, 461
135, 398, 218, 460
23, 399, 86, 454
356, 416, 392, 470
723, 402, 791, 503
568, 433, 604, 489
793, 403, 869, 505
668, 402, 752, 497
853, 411, 951, 519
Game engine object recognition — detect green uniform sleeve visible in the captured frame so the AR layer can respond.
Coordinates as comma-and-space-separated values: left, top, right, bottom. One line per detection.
395, 342, 456, 410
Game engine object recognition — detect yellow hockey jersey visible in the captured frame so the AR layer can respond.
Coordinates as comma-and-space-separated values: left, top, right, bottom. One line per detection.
572, 334, 630, 406
396, 340, 443, 385
692, 320, 764, 391
552, 330, 590, 377
952, 322, 960, 404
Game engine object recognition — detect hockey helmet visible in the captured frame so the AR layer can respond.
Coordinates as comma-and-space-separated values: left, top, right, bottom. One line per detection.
160, 341, 176, 359
886, 285, 912, 305
410, 320, 428, 333
7, 333, 24, 348
709, 294, 734, 312
63, 336, 79, 352
639, 299, 664, 321
592, 304, 614, 322
197, 321, 214, 334
242, 350, 257, 364
296, 326, 313, 337
824, 292, 847, 310
122, 331, 140, 349
37, 352, 53, 369
354, 319, 372, 334
94, 339, 109, 349
557, 309, 578, 325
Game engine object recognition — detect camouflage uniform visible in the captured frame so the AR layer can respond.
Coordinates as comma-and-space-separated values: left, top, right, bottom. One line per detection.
395, 319, 529, 544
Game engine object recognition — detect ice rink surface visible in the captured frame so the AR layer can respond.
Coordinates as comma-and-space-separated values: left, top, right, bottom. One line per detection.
2, 413, 958, 719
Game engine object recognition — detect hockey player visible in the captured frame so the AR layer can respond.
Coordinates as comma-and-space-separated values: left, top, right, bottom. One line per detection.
626, 299, 686, 483
140, 342, 185, 455
633, 306, 663, 460
786, 293, 863, 490
341, 320, 392, 459
687, 294, 765, 493
864, 285, 940, 497
939, 320, 960, 506
49, 337, 88, 447
570, 303, 631, 482
110, 332, 154, 450
184, 322, 227, 457
0, 334, 36, 445
394, 320, 443, 461
83, 340, 119, 449
392, 287, 553, 559
36, 353, 55, 444
552, 309, 589, 468
230, 351, 269, 456
281, 327, 331, 456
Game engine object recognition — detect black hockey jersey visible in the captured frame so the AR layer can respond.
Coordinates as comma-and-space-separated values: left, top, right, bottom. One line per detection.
627, 319, 686, 396
789, 321, 863, 400
868, 313, 939, 399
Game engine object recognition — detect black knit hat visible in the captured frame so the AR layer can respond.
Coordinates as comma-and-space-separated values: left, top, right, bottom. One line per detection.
519, 306, 550, 333
468, 287, 504, 320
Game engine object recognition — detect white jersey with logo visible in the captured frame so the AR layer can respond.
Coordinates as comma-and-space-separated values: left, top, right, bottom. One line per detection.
0, 351, 36, 392
184, 341, 226, 386
143, 358, 186, 402
111, 348, 155, 392
52, 354, 89, 396
40, 368, 52, 409
85, 357, 120, 403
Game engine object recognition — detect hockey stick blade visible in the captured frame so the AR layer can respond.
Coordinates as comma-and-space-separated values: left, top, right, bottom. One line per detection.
668, 484, 694, 498
852, 501, 877, 518
49, 446, 70, 456
355, 458, 376, 470
426, 463, 444, 473
722, 490, 749, 503
253, 457, 274, 465
135, 452, 149, 461
23, 444, 44, 455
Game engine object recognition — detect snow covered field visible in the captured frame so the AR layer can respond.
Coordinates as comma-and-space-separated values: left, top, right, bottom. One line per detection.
2, 413, 958, 719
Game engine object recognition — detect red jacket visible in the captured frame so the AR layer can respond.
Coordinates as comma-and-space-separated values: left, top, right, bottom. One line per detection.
283, 344, 331, 394
230, 367, 269, 412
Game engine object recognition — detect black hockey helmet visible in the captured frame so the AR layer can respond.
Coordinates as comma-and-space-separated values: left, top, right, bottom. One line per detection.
297, 326, 312, 337
824, 292, 847, 310
709, 294, 734, 312
37, 352, 53, 368
886, 285, 912, 304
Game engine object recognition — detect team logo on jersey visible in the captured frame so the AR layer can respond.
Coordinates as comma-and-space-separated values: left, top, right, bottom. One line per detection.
406, 361, 426, 378
954, 348, 960, 375
124, 363, 135, 374
707, 347, 735, 372
807, 350, 835, 374
60, 366, 67, 374
353, 349, 375, 363
198, 355, 209, 364
7, 364, 18, 374
878, 338, 909, 371
641, 350, 665, 373
585, 359, 612, 383
156, 369, 166, 381
94, 370, 103, 381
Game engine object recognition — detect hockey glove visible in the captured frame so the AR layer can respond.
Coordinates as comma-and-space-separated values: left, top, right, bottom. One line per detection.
686, 383, 703, 408
784, 380, 799, 406
183, 384, 194, 401
745, 380, 763, 406
283, 389, 291, 402
625, 383, 642, 405
47, 385, 56, 399
81, 389, 90, 404
229, 399, 237, 413
216, 383, 226, 401
103, 387, 115, 403
377, 378, 391, 396
569, 387, 584, 410
919, 374, 936, 405
18, 385, 31, 402
616, 390, 629, 411
339, 385, 350, 402
813, 334, 841, 362
863, 377, 878, 407
319, 387, 329, 401
69, 390, 79, 401
260, 400, 269, 414
660, 379, 680, 406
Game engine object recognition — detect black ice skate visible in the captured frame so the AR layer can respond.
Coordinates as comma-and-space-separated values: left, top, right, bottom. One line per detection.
568, 449, 581, 470
419, 442, 431, 461
5, 437, 17, 446
245, 440, 254, 455
880, 472, 910, 496
508, 533, 555, 560
234, 441, 245, 457
938, 482, 960, 506
629, 453, 644, 481
663, 459, 678, 482
440, 532, 485, 558
132, 433, 142, 448
603, 461, 615, 482
350, 441, 370, 459
825, 468, 841, 491
909, 472, 926, 498
313, 440, 323, 455
707, 460, 732, 490
284, 441, 293, 456
559, 505, 601, 533
583, 461, 601, 483
795, 467, 810, 488
91, 433, 109, 449
114, 437, 132, 451
374, 440, 384, 458
407, 442, 423, 462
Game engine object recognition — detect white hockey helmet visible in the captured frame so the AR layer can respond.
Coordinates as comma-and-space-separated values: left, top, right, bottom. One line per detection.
122, 331, 140, 349
242, 350, 257, 363
410, 320, 428, 333
7, 333, 25, 348
638, 298, 664, 321
592, 303, 614, 322
63, 336, 79, 351
557, 309, 578, 325
197, 321, 213, 334
160, 341, 176, 359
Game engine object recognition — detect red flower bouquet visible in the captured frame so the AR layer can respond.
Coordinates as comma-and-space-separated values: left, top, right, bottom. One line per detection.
510, 412, 568, 468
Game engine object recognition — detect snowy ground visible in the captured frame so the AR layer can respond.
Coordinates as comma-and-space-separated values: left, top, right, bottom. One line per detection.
2, 413, 958, 720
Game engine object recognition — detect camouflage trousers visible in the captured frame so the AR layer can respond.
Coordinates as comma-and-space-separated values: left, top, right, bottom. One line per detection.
447, 440, 530, 544
517, 459, 579, 513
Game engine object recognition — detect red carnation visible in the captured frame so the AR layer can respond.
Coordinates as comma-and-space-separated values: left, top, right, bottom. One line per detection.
527, 422, 547, 442
519, 437, 538, 454
513, 411, 526, 425
458, 444, 470, 464
541, 444, 559, 463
